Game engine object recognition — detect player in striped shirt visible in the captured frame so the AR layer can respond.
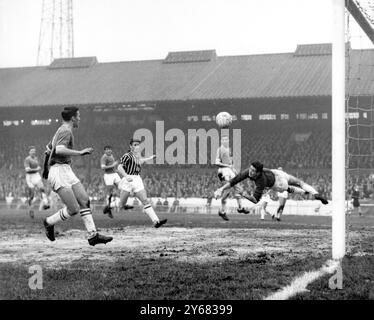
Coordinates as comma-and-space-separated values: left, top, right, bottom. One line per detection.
117, 138, 167, 228
24, 146, 50, 218
215, 135, 249, 221
42, 106, 113, 246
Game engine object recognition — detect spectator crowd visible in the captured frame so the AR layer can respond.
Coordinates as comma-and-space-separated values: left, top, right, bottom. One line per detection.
1, 121, 374, 203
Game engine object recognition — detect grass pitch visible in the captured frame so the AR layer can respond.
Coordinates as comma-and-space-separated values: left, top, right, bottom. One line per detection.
0, 208, 373, 300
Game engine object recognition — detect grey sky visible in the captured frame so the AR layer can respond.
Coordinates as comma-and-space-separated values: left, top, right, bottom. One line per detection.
0, 0, 372, 68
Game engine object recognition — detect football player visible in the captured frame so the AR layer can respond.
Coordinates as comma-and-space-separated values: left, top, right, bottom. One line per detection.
214, 161, 328, 206
24, 146, 50, 218
215, 135, 249, 221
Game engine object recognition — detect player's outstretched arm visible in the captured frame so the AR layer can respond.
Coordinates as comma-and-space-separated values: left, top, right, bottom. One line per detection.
55, 145, 93, 156
214, 169, 249, 199
239, 191, 258, 204
24, 162, 40, 174
229, 169, 250, 187
215, 160, 232, 168
140, 154, 156, 165
214, 182, 231, 199
101, 160, 118, 171
24, 159, 33, 173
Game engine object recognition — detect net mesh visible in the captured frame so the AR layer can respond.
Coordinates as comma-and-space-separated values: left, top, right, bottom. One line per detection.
345, 0, 374, 253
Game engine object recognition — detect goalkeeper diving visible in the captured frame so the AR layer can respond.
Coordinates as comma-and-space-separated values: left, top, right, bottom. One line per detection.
214, 161, 328, 206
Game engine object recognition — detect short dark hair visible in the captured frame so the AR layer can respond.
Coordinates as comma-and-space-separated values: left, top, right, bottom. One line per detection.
130, 138, 141, 146
251, 161, 263, 172
64, 106, 78, 111
61, 106, 79, 121
104, 145, 112, 150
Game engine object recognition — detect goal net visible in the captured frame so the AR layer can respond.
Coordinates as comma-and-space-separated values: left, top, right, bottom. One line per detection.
344, 0, 374, 255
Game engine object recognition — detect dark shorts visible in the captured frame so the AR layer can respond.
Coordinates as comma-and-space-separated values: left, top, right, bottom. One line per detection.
353, 199, 360, 207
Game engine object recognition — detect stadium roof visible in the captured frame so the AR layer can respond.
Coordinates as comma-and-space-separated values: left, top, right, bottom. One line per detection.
0, 44, 373, 107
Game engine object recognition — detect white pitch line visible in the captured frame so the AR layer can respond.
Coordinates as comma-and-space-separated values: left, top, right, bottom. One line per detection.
264, 259, 340, 300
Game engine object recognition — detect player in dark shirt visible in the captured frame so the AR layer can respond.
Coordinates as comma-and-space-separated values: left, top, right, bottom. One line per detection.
42, 106, 113, 246
214, 161, 328, 205
101, 145, 120, 217
351, 186, 362, 216
101, 145, 133, 218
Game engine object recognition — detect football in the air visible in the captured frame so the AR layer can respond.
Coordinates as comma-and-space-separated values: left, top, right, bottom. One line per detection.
215, 111, 233, 128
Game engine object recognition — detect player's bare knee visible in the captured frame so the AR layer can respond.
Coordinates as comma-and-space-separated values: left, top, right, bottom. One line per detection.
141, 198, 150, 206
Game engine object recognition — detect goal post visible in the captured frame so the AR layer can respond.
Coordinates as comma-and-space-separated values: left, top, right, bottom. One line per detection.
332, 0, 346, 260
333, 0, 374, 260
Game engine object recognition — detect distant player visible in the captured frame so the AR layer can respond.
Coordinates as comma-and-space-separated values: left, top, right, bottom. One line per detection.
24, 146, 50, 218
42, 106, 113, 246
117, 138, 167, 228
101, 145, 133, 218
351, 185, 362, 216
275, 167, 288, 221
214, 161, 328, 206
215, 135, 249, 221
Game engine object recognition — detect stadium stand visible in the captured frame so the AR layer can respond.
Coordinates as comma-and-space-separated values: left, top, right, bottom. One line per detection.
1, 45, 374, 204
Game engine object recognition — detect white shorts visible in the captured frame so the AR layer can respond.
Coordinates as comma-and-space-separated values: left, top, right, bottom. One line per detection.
270, 169, 290, 192
118, 175, 145, 193
277, 190, 288, 199
103, 172, 121, 186
26, 173, 42, 189
260, 190, 271, 203
218, 167, 237, 181
48, 164, 80, 192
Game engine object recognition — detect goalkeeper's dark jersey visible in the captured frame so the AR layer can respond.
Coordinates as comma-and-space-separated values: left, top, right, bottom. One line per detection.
229, 168, 276, 203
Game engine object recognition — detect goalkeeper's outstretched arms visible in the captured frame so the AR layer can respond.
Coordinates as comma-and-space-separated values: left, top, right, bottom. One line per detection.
214, 168, 250, 199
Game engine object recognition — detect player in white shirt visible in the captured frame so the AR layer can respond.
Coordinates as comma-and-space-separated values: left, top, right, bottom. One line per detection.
24, 146, 50, 218
215, 135, 249, 221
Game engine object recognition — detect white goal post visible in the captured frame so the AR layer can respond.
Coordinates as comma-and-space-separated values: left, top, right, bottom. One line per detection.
332, 0, 346, 260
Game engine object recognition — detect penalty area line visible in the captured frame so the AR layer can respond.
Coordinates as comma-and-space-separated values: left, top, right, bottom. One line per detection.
263, 259, 340, 300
